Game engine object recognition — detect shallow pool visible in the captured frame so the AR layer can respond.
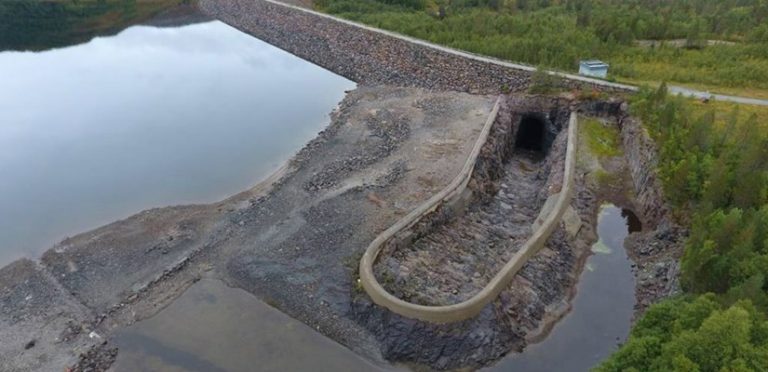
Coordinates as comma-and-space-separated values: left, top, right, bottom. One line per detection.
485, 204, 638, 372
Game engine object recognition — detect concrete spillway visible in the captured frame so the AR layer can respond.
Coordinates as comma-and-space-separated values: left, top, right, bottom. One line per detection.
379, 151, 548, 306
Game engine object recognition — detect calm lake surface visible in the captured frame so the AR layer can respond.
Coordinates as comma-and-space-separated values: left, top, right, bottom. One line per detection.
486, 204, 638, 372
0, 20, 355, 266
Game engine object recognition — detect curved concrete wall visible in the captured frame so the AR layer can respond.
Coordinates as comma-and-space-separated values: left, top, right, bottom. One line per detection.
359, 110, 578, 323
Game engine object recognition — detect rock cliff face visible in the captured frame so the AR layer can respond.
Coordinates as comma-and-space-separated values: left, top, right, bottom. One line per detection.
619, 117, 670, 229
617, 115, 686, 313
574, 100, 685, 313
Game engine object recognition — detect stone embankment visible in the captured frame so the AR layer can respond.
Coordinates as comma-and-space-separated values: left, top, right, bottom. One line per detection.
199, 0, 632, 95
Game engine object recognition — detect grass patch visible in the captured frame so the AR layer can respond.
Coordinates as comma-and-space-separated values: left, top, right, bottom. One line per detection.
582, 116, 622, 158
593, 168, 620, 187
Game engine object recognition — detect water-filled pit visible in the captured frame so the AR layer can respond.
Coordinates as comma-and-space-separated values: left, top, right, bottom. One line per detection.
485, 204, 639, 371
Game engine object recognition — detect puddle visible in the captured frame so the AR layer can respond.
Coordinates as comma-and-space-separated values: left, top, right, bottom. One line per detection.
112, 279, 389, 372
485, 204, 638, 372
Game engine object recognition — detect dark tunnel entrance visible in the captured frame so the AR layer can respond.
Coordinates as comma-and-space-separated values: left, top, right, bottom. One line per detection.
514, 114, 547, 152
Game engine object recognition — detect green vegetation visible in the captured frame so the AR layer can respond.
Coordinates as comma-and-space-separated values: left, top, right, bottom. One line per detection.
583, 116, 621, 158
598, 295, 768, 371
315, 0, 768, 95
528, 67, 565, 94
597, 86, 768, 371
0, 0, 186, 51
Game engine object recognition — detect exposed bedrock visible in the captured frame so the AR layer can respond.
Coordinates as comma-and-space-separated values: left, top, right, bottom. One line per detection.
373, 99, 571, 307
617, 115, 686, 313
0, 86, 497, 371
572, 99, 685, 313
351, 96, 598, 369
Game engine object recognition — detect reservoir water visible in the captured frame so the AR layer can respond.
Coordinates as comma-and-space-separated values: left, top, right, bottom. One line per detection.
0, 17, 355, 266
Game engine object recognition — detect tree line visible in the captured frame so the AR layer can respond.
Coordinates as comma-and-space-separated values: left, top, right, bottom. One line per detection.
597, 85, 768, 371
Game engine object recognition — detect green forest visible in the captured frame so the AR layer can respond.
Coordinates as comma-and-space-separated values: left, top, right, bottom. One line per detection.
315, 0, 768, 97
596, 86, 768, 370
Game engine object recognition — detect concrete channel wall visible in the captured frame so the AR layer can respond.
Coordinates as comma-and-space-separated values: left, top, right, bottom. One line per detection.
200, 0, 636, 95
359, 110, 579, 323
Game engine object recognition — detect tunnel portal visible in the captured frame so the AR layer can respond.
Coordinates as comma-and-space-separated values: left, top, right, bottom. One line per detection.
514, 114, 547, 152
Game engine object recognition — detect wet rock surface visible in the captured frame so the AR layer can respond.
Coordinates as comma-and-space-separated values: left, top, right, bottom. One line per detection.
70, 342, 118, 372
617, 116, 686, 313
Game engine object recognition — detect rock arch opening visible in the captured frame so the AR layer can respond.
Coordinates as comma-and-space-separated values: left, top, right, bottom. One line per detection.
514, 114, 547, 152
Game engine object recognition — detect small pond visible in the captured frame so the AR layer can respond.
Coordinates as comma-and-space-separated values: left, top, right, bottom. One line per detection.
485, 204, 639, 372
